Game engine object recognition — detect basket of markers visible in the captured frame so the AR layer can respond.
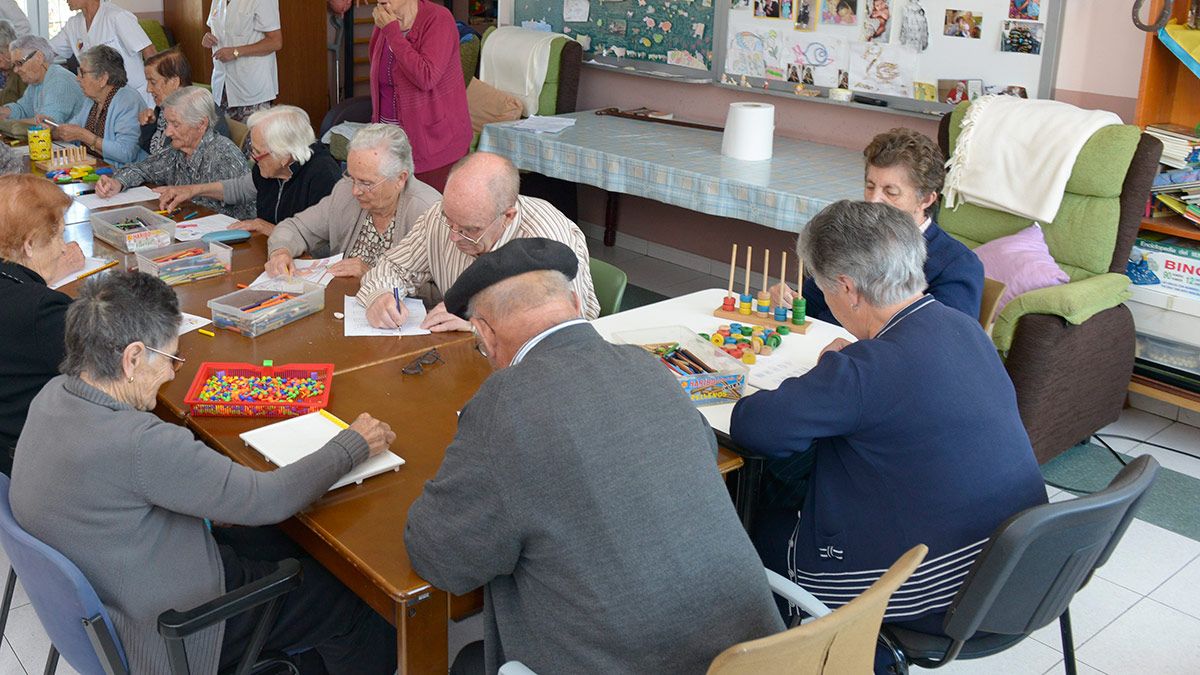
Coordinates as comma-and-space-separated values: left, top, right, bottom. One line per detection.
612, 326, 748, 406
184, 362, 334, 417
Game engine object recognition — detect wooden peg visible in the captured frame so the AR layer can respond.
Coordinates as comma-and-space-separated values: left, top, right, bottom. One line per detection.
726, 243, 738, 300
743, 245, 752, 296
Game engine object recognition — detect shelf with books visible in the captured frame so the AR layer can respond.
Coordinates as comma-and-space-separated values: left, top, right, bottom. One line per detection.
1141, 213, 1200, 240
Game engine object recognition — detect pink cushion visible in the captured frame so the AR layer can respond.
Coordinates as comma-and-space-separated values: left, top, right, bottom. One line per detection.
972, 223, 1070, 319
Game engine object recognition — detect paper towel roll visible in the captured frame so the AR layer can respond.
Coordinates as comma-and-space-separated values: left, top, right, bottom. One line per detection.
721, 102, 774, 162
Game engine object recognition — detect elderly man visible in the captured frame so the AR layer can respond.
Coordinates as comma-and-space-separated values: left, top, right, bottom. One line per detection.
406, 238, 783, 674
0, 35, 85, 123
358, 152, 599, 332
154, 105, 340, 234
95, 86, 252, 219
264, 123, 439, 280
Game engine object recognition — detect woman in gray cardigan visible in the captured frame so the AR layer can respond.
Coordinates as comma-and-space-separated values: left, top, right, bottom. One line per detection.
10, 271, 397, 675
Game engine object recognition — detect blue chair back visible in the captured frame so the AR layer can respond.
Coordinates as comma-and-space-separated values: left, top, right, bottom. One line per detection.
0, 475, 128, 674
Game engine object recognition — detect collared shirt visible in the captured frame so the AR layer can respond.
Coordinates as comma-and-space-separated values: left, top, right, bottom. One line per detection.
113, 130, 254, 219
346, 213, 398, 267
357, 195, 601, 320
510, 318, 587, 366
919, 216, 932, 234
207, 0, 280, 107
49, 1, 153, 107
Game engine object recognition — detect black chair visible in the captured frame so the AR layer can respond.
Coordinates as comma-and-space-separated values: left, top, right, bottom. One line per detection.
880, 454, 1159, 675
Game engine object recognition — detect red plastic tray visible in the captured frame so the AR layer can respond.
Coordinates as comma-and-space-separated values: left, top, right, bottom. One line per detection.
184, 362, 334, 417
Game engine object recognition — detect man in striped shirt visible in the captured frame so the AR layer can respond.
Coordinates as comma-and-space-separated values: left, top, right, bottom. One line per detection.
357, 152, 599, 331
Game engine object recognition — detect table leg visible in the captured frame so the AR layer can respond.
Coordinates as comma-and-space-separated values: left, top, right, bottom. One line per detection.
604, 191, 621, 247
396, 589, 449, 675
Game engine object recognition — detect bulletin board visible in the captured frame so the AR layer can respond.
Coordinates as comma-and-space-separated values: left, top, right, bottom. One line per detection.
513, 0, 717, 74
718, 0, 1065, 116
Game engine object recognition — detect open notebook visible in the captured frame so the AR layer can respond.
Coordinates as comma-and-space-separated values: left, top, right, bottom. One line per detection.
239, 410, 404, 491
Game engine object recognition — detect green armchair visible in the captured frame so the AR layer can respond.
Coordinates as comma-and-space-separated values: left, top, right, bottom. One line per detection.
937, 103, 1161, 464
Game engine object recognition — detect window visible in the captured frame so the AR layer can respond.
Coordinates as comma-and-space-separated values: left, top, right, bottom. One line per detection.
44, 0, 71, 37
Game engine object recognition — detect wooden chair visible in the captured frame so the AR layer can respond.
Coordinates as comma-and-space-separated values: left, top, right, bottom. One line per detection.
706, 545, 928, 675
979, 277, 1006, 332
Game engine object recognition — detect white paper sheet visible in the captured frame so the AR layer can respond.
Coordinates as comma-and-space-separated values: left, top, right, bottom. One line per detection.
75, 186, 161, 210
174, 214, 238, 242
512, 116, 577, 134
249, 254, 343, 289
342, 295, 430, 337
748, 360, 812, 392
49, 256, 115, 289
178, 312, 212, 335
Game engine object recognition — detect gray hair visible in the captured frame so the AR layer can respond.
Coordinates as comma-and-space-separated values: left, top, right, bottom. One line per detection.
162, 86, 217, 130
9, 35, 54, 64
348, 124, 413, 179
799, 200, 927, 307
0, 144, 22, 175
0, 20, 17, 52
61, 271, 181, 382
80, 44, 127, 89
467, 270, 573, 320
247, 105, 314, 164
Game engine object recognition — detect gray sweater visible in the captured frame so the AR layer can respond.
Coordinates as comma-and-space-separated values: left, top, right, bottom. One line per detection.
406, 324, 784, 674
10, 376, 369, 675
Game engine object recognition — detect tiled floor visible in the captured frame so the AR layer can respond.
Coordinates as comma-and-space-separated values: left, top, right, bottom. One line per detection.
2, 247, 1198, 674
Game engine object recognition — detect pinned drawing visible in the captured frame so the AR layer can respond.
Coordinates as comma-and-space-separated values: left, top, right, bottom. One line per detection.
725, 28, 783, 78
848, 42, 915, 97
896, 0, 929, 51
668, 49, 709, 68
787, 36, 846, 87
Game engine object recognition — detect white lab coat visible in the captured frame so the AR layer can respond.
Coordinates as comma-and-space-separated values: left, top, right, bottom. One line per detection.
48, 1, 153, 107
207, 0, 280, 108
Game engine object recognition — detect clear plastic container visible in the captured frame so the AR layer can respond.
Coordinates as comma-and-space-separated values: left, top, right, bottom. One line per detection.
1136, 333, 1200, 376
612, 325, 748, 406
207, 281, 325, 338
135, 240, 232, 286
90, 206, 176, 253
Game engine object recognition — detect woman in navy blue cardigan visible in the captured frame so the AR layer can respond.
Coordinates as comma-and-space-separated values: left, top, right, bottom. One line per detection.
773, 128, 984, 323
732, 201, 1045, 650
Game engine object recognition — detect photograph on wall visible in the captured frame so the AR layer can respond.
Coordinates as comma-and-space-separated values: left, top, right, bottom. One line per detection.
895, 0, 929, 51
821, 0, 857, 26
1000, 19, 1043, 54
943, 9, 981, 38
937, 78, 982, 103
1008, 0, 1040, 21
795, 0, 817, 29
862, 0, 891, 42
913, 81, 937, 100
787, 63, 801, 81
755, 0, 783, 18
732, 0, 751, 9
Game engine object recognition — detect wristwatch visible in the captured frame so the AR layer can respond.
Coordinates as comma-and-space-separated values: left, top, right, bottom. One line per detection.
233, 48, 240, 59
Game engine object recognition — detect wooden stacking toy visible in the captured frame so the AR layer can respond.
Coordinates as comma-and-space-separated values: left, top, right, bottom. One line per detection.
34, 145, 96, 172
714, 243, 809, 332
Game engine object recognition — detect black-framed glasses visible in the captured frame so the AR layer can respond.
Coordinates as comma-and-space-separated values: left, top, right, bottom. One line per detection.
401, 348, 442, 375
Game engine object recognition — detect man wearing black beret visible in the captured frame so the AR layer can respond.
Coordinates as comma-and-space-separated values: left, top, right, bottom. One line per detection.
404, 238, 784, 674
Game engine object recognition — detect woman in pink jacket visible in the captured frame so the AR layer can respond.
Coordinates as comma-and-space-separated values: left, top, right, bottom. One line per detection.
369, 0, 471, 192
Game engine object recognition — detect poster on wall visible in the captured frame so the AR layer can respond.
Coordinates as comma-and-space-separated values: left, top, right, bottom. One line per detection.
848, 41, 916, 96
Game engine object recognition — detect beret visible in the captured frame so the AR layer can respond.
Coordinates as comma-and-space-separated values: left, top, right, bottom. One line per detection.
444, 237, 578, 318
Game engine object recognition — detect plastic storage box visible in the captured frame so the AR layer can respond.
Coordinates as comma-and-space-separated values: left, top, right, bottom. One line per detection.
184, 362, 334, 417
207, 281, 325, 337
90, 206, 176, 253
135, 240, 232, 286
612, 325, 748, 406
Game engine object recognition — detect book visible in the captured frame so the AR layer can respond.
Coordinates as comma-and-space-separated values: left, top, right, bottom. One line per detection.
239, 410, 404, 491
1148, 123, 1200, 141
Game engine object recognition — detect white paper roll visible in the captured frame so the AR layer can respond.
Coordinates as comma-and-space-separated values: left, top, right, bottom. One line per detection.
721, 102, 774, 162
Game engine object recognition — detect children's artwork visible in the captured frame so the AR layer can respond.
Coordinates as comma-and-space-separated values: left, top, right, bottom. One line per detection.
847, 41, 915, 97
1001, 19, 1043, 54
912, 81, 937, 100
1008, 0, 1039, 21
765, 65, 786, 79
896, 0, 928, 51
608, 18, 628, 34
725, 26, 784, 77
794, 0, 816, 29
564, 0, 589, 22
943, 9, 981, 38
937, 78, 981, 103
785, 35, 847, 87
862, 0, 891, 42
668, 49, 709, 68
820, 0, 856, 25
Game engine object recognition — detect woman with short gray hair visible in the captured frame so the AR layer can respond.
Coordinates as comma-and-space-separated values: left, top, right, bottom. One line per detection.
264, 122, 441, 280
730, 200, 1046, 654
11, 270, 399, 674
0, 34, 85, 123
95, 86, 253, 219
154, 104, 341, 236
0, 20, 26, 106
42, 45, 146, 166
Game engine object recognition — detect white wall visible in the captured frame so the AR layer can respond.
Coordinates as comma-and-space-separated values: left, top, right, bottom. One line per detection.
1054, 0, 1145, 98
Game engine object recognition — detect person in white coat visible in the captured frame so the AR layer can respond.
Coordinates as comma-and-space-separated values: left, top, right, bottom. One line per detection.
0, 0, 29, 37
203, 0, 281, 123
48, 0, 155, 107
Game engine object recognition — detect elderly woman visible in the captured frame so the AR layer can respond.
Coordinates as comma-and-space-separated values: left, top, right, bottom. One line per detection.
0, 20, 26, 107
773, 128, 984, 324
10, 270, 398, 674
96, 86, 253, 219
138, 49, 231, 155
0, 35, 85, 123
41, 45, 146, 166
0, 175, 84, 474
369, 0, 470, 191
154, 105, 340, 235
731, 201, 1045, 661
265, 123, 440, 279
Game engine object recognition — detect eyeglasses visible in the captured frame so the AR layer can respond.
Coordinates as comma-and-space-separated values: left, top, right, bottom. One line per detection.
77, 68, 96, 78
442, 210, 506, 246
401, 348, 442, 375
145, 344, 186, 371
250, 146, 271, 162
13, 51, 37, 68
342, 171, 388, 193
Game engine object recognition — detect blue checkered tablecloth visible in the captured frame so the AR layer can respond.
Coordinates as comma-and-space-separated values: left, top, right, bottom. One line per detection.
477, 110, 865, 234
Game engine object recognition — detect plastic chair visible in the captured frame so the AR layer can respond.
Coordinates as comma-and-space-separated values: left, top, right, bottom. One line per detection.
881, 455, 1159, 675
0, 474, 304, 675
978, 277, 1006, 332
589, 258, 628, 317
499, 545, 928, 675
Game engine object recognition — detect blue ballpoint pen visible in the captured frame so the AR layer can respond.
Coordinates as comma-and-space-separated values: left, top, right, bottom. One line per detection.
393, 288, 403, 333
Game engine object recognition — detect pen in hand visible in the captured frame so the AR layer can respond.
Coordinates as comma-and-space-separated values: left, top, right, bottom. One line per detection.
393, 288, 404, 336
